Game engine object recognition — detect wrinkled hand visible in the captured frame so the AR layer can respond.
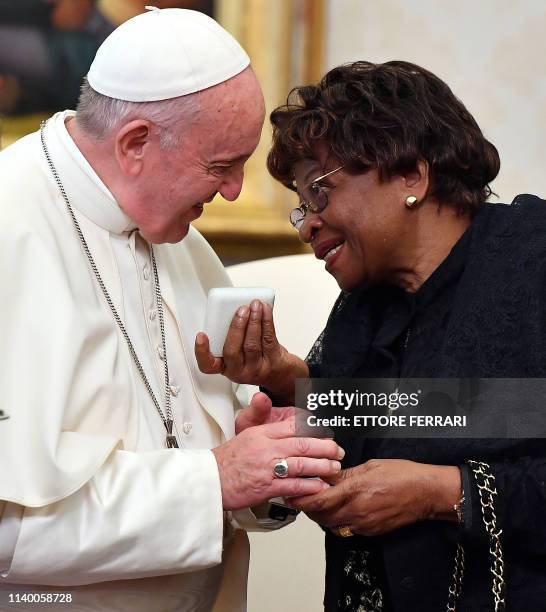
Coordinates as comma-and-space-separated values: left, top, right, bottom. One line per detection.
195, 300, 308, 399
289, 459, 461, 536
235, 392, 296, 435
212, 417, 345, 511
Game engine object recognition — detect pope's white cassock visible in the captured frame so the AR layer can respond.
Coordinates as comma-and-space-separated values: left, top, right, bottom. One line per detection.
0, 111, 286, 611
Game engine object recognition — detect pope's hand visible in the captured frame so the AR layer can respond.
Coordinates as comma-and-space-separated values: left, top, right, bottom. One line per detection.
235, 392, 295, 435
212, 417, 345, 511
195, 300, 308, 404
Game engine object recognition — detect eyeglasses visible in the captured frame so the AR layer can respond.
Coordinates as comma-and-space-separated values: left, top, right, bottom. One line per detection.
289, 165, 345, 230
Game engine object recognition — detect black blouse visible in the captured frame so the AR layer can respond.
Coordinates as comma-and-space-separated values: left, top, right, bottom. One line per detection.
307, 195, 546, 611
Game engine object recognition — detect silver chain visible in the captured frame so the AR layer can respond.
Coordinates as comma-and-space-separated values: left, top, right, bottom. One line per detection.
446, 461, 506, 611
40, 120, 178, 449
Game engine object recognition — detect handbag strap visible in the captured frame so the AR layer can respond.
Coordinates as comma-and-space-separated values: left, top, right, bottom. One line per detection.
447, 460, 506, 611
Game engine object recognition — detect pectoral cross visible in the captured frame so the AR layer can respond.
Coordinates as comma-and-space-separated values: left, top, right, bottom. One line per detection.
165, 419, 179, 448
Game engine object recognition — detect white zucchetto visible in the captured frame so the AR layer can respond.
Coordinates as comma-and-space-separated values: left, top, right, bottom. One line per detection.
87, 6, 250, 102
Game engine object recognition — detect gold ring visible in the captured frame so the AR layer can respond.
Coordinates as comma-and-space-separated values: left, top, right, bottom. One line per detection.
337, 526, 354, 538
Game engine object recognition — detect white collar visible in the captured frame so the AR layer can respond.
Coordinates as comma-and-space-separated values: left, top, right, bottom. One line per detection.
43, 110, 138, 234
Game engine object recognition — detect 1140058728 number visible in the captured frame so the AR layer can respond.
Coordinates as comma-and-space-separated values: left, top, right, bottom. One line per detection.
7, 592, 73, 604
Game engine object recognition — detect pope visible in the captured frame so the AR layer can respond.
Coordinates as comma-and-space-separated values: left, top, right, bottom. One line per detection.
0, 7, 342, 611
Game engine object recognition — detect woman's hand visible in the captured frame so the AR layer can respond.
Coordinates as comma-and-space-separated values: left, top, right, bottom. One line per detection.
195, 300, 308, 403
289, 459, 461, 536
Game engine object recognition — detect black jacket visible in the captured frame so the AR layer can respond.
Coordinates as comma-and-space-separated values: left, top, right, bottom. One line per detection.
308, 195, 546, 611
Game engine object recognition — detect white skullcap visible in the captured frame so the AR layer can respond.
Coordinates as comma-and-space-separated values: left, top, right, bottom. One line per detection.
87, 6, 250, 102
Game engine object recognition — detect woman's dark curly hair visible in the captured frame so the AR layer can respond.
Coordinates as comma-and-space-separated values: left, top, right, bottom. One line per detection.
267, 61, 500, 216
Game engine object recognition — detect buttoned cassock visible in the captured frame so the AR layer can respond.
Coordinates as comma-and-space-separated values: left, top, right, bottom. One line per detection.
0, 112, 283, 611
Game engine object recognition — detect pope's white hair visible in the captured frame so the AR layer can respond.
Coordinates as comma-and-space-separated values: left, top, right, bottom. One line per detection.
75, 78, 201, 149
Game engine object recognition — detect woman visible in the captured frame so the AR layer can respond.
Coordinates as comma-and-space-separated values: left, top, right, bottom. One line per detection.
196, 61, 546, 610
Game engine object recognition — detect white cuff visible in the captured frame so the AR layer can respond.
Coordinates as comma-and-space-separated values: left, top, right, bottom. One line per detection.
0, 502, 23, 577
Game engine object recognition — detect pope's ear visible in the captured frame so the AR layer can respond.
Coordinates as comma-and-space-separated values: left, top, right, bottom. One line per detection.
114, 120, 153, 176
403, 159, 430, 199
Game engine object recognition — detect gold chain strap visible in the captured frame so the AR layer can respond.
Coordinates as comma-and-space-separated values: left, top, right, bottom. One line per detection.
446, 461, 505, 611
467, 460, 506, 611
447, 543, 465, 611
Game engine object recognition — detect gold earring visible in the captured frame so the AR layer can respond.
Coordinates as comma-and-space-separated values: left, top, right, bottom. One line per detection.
405, 195, 418, 208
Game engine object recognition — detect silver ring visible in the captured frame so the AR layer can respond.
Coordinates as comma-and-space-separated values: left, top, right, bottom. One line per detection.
273, 458, 289, 479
